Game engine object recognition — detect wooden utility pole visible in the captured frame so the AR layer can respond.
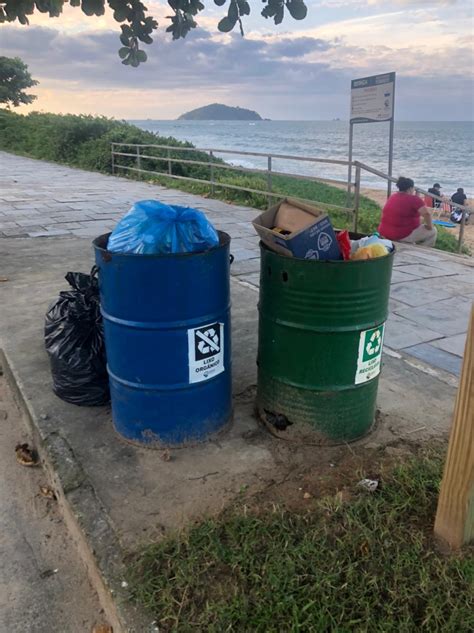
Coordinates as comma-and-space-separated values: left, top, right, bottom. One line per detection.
434, 307, 474, 549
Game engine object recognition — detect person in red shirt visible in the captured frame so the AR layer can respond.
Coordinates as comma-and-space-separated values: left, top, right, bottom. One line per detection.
378, 176, 437, 247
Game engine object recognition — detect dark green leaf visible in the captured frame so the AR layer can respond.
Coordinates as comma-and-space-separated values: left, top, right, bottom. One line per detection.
237, 0, 250, 16
136, 49, 147, 62
286, 0, 307, 20
274, 6, 284, 24
121, 24, 133, 37
214, 0, 226, 5
217, 16, 236, 32
228, 1, 238, 22
118, 46, 129, 59
113, 7, 128, 21
137, 33, 153, 44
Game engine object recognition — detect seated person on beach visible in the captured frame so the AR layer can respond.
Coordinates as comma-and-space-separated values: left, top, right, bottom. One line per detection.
450, 188, 470, 224
427, 183, 442, 209
378, 176, 437, 247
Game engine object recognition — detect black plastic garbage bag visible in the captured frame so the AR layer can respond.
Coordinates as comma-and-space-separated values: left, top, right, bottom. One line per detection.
44, 269, 110, 406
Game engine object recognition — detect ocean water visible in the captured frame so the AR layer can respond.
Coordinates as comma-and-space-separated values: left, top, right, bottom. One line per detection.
132, 120, 474, 197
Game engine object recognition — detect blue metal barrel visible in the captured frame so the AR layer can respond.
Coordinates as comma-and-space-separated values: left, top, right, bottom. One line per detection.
93, 232, 232, 446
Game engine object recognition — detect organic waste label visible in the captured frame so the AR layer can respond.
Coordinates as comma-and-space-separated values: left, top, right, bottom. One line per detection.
355, 324, 385, 385
188, 322, 224, 384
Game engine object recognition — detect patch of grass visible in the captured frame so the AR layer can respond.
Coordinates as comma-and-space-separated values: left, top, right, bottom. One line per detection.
0, 109, 468, 255
128, 448, 474, 632
435, 227, 470, 255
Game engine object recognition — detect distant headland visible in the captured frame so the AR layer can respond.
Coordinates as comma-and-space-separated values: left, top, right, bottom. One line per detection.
178, 103, 263, 121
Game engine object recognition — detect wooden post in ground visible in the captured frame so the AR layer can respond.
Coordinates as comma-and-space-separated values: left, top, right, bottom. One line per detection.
434, 306, 474, 549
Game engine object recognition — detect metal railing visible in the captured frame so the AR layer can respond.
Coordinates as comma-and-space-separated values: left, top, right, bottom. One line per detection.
111, 142, 359, 224
111, 143, 469, 252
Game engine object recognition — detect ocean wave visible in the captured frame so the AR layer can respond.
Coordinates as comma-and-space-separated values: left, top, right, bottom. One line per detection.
227, 158, 257, 170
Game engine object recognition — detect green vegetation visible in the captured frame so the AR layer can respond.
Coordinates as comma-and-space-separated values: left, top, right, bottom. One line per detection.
128, 448, 474, 632
0, 110, 467, 254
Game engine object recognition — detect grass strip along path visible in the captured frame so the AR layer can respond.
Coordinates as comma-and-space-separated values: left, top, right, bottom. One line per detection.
128, 448, 473, 632
0, 110, 467, 255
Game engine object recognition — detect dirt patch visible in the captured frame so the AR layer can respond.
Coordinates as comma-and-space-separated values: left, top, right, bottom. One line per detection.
233, 387, 427, 515
241, 439, 424, 515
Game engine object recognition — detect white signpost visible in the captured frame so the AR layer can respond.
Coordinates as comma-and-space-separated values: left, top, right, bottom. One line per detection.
348, 72, 396, 198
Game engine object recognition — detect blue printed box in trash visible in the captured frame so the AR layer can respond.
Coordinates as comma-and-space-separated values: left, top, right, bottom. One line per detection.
273, 216, 341, 260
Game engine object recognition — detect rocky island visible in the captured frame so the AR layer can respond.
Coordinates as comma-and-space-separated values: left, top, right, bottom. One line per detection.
178, 103, 263, 121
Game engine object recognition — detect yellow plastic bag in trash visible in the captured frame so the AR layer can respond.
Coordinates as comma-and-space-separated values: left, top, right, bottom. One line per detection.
351, 243, 388, 260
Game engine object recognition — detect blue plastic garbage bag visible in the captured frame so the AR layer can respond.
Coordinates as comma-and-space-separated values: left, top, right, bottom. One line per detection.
107, 200, 219, 255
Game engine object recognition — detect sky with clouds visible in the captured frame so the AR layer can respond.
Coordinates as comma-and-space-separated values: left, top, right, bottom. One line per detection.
0, 0, 473, 120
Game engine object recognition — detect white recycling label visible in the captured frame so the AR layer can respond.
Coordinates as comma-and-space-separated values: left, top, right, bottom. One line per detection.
355, 323, 385, 385
188, 322, 225, 384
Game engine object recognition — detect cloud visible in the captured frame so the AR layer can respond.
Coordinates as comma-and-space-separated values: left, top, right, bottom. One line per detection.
0, 0, 472, 121
0, 25, 337, 89
268, 37, 332, 58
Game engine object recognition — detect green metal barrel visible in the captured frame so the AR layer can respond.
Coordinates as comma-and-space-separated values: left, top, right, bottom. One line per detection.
256, 243, 394, 443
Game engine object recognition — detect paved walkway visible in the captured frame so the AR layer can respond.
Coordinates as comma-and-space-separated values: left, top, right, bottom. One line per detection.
1, 151, 473, 378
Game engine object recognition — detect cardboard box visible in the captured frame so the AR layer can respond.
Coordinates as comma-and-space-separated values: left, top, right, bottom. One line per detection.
252, 198, 342, 260
274, 201, 317, 233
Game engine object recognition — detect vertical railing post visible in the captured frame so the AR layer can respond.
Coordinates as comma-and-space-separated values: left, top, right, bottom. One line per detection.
167, 147, 172, 176
111, 143, 115, 175
136, 145, 141, 176
267, 156, 272, 208
346, 123, 354, 207
458, 206, 467, 253
210, 150, 215, 196
353, 163, 361, 232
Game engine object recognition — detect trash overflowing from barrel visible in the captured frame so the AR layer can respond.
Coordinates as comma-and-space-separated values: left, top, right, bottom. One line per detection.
107, 200, 219, 255
252, 197, 393, 261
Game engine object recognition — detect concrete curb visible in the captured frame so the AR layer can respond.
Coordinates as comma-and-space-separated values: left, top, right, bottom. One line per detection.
0, 348, 155, 633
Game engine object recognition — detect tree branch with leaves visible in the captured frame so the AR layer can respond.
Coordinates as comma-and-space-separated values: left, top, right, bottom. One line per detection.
0, 0, 308, 66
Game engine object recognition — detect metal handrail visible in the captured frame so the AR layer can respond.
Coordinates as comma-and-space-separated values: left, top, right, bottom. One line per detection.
112, 150, 348, 188
111, 143, 356, 223
111, 142, 350, 166
114, 163, 354, 212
